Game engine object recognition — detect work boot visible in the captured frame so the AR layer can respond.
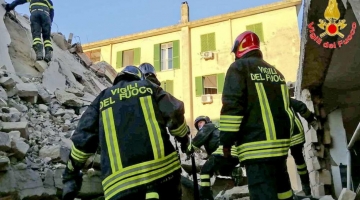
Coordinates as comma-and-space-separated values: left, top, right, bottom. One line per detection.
302, 184, 311, 196
33, 44, 43, 60
44, 47, 52, 63
199, 187, 214, 200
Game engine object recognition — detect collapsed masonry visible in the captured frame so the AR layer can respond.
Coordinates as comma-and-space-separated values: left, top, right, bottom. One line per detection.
0, 2, 251, 200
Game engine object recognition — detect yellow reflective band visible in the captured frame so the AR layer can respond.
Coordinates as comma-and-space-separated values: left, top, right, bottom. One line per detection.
278, 190, 293, 199
281, 84, 295, 137
290, 133, 305, 146
44, 44, 52, 47
200, 174, 210, 179
102, 107, 122, 173
29, 2, 49, 9
146, 192, 159, 199
200, 182, 210, 187
102, 152, 178, 192
294, 117, 304, 134
33, 41, 42, 45
140, 96, 165, 159
303, 109, 311, 119
33, 38, 41, 42
297, 163, 307, 169
220, 115, 243, 123
255, 83, 276, 140
169, 120, 188, 137
238, 147, 289, 162
44, 0, 53, 8
70, 144, 92, 162
219, 123, 240, 132
212, 145, 238, 156
104, 153, 180, 200
237, 139, 290, 154
298, 170, 308, 175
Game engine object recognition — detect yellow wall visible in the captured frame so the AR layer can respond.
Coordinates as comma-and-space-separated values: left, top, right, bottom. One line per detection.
189, 6, 300, 125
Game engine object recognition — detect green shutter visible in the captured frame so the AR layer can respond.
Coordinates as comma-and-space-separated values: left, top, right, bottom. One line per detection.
255, 23, 264, 42
134, 47, 141, 65
160, 81, 165, 90
200, 34, 208, 52
165, 80, 174, 95
217, 73, 225, 94
154, 44, 161, 72
195, 76, 203, 97
172, 40, 180, 69
246, 24, 255, 32
116, 51, 123, 69
208, 33, 216, 51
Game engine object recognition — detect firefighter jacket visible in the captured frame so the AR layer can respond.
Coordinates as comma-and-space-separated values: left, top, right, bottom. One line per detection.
192, 123, 219, 155
8, 0, 54, 22
219, 52, 295, 164
66, 79, 189, 200
290, 99, 314, 147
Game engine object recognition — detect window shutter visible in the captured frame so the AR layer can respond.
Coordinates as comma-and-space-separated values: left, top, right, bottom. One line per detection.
160, 81, 165, 90
255, 23, 264, 42
246, 24, 255, 32
217, 73, 225, 94
165, 80, 174, 95
195, 76, 203, 97
116, 51, 123, 69
172, 40, 180, 69
154, 44, 161, 72
133, 48, 141, 65
200, 34, 208, 52
208, 33, 216, 51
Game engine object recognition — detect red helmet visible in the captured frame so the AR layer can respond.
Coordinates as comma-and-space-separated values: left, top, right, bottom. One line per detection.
231, 31, 261, 59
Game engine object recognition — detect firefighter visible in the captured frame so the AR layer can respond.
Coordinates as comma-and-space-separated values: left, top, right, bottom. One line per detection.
187, 116, 239, 200
62, 65, 190, 200
219, 31, 295, 200
290, 98, 317, 197
138, 63, 161, 86
5, 0, 54, 62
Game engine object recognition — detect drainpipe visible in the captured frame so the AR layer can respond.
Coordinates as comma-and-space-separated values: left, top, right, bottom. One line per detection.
347, 122, 360, 189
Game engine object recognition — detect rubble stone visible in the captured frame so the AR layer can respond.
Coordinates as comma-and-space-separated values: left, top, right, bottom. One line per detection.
16, 83, 38, 97
0, 132, 11, 151
0, 86, 8, 100
338, 188, 356, 200
0, 76, 16, 89
11, 138, 30, 159
34, 60, 48, 72
1, 121, 29, 138
55, 89, 84, 107
39, 145, 70, 163
38, 104, 48, 112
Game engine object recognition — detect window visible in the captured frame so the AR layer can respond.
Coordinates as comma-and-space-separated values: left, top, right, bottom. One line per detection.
161, 43, 173, 71
153, 40, 180, 72
195, 73, 225, 97
160, 80, 174, 95
200, 32, 216, 52
85, 49, 101, 63
246, 23, 264, 42
115, 48, 141, 69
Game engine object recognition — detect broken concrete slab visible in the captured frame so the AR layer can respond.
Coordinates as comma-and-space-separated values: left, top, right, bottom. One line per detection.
16, 83, 38, 97
42, 61, 66, 94
0, 132, 11, 151
55, 89, 84, 107
338, 188, 356, 200
39, 145, 70, 163
35, 83, 51, 103
0, 86, 8, 100
34, 60, 48, 72
0, 76, 16, 89
51, 32, 68, 50
65, 87, 84, 97
1, 121, 29, 139
91, 77, 107, 91
10, 138, 30, 159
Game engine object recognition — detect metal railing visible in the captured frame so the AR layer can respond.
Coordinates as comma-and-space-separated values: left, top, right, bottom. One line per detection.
347, 122, 360, 189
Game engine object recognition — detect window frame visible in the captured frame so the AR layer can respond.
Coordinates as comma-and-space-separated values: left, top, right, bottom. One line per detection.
160, 42, 173, 71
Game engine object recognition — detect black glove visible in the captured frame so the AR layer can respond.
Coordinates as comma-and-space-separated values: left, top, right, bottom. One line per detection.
175, 135, 189, 153
62, 169, 83, 200
5, 4, 12, 12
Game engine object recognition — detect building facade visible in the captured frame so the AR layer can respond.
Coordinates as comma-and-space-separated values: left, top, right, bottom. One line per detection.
83, 0, 301, 129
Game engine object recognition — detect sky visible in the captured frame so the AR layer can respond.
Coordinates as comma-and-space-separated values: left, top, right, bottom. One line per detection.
12, 0, 304, 44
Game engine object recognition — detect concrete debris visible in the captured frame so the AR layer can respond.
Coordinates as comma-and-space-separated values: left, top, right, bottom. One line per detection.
0, 2, 114, 198
338, 188, 356, 200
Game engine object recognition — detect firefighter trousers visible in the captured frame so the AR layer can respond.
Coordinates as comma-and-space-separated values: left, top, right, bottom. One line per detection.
245, 159, 293, 200
30, 10, 52, 50
290, 143, 311, 188
119, 173, 182, 200
199, 155, 239, 199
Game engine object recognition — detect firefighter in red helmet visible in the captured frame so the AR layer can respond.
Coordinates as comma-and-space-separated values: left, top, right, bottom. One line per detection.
219, 31, 295, 200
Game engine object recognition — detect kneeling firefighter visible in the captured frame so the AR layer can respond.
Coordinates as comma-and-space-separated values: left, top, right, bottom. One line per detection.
187, 116, 240, 200
5, 0, 54, 62
62, 66, 190, 200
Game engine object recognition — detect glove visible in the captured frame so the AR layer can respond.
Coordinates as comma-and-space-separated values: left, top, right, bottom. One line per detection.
223, 147, 231, 158
309, 120, 318, 130
5, 4, 12, 12
186, 144, 194, 156
62, 169, 83, 200
175, 135, 189, 153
